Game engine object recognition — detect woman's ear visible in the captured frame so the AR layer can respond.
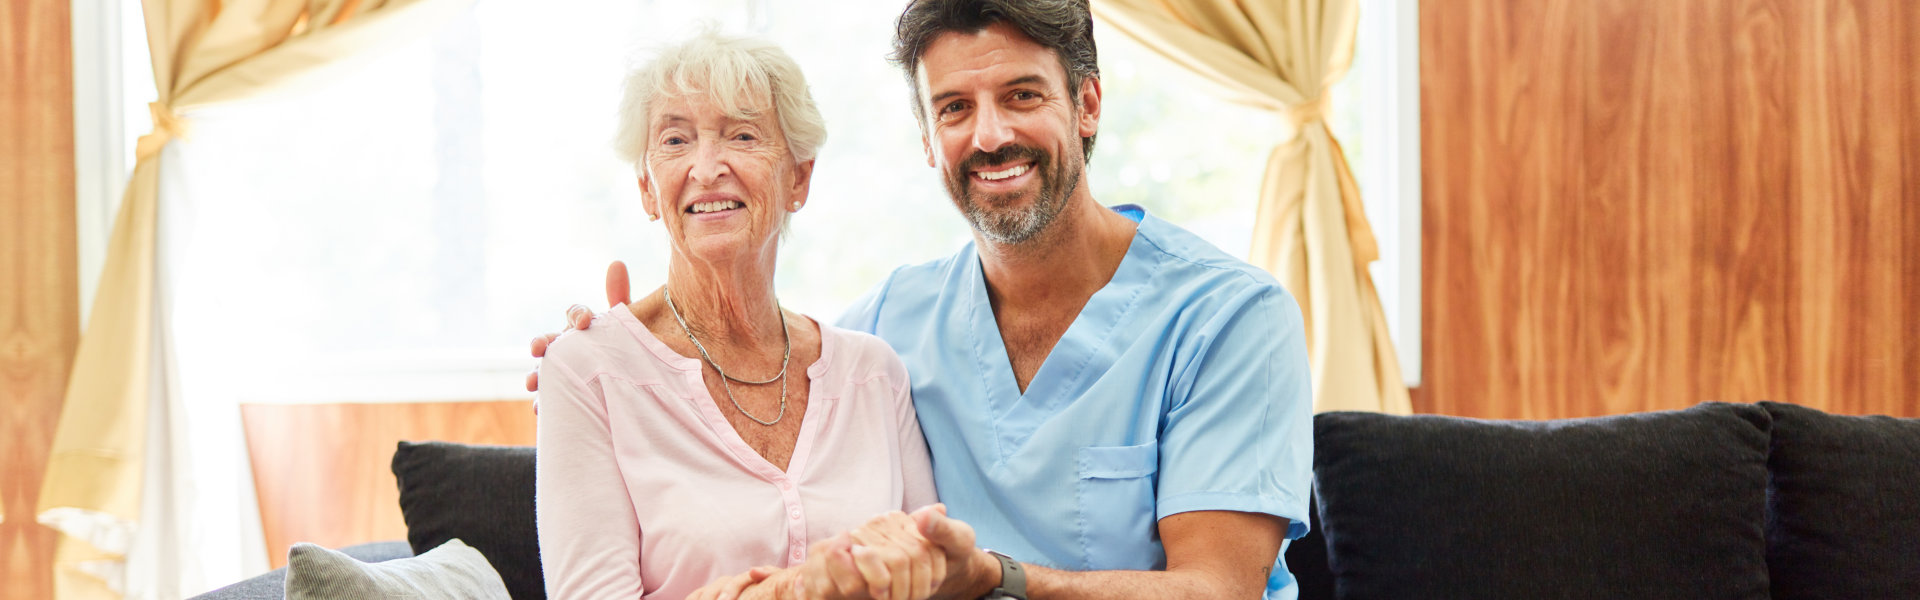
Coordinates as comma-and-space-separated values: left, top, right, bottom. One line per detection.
637, 170, 660, 221
787, 159, 815, 209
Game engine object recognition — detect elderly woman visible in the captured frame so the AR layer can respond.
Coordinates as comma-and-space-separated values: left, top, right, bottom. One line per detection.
535, 30, 945, 600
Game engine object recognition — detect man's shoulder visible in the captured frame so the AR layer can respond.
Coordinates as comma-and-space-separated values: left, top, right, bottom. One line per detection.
835, 243, 976, 335
1134, 213, 1296, 309
868, 244, 975, 309
892, 244, 974, 293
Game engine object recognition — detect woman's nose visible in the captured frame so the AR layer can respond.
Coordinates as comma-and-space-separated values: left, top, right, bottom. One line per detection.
688, 142, 730, 184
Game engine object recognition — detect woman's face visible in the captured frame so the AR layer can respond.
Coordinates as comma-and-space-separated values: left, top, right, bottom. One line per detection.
639, 93, 812, 268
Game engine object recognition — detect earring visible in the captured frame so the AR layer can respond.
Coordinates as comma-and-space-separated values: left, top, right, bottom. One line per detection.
790, 202, 801, 211
649, 213, 659, 222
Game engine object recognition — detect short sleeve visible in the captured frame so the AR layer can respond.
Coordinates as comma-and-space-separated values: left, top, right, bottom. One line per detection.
1154, 285, 1314, 540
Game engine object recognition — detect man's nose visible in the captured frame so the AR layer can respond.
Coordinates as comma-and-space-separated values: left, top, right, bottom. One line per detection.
689, 141, 730, 185
970, 103, 1015, 155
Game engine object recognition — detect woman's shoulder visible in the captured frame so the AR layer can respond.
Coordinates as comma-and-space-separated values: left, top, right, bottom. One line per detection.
816, 318, 909, 385
543, 306, 683, 379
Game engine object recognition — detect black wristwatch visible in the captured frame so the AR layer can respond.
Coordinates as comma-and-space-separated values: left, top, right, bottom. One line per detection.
979, 549, 1027, 600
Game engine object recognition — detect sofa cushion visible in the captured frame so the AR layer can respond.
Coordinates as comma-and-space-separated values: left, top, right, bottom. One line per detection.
392, 441, 543, 600
285, 538, 508, 600
1761, 401, 1920, 599
1312, 402, 1772, 600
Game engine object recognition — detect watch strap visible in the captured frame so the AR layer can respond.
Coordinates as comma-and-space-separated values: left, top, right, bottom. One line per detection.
981, 549, 1027, 600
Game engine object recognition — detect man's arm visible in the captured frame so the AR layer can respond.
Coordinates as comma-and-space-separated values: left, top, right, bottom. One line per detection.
929, 510, 1285, 600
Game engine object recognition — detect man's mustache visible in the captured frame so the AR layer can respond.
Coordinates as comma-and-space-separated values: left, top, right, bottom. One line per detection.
958, 145, 1048, 177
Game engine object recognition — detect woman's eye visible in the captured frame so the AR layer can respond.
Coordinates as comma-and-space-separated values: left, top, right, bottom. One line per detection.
663, 136, 686, 146
733, 133, 756, 141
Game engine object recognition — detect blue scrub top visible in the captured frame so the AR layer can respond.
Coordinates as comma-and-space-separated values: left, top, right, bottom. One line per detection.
837, 205, 1314, 599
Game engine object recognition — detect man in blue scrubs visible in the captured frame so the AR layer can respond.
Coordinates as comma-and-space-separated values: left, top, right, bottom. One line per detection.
533, 1, 1312, 598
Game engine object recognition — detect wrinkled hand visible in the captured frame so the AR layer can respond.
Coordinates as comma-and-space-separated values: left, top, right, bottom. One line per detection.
908, 504, 989, 600
796, 511, 946, 600
527, 261, 632, 392
688, 566, 779, 600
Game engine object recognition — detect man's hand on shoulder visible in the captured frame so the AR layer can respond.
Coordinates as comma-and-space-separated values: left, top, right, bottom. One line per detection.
526, 261, 632, 392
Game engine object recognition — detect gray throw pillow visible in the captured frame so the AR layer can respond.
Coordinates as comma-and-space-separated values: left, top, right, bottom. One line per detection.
286, 538, 510, 600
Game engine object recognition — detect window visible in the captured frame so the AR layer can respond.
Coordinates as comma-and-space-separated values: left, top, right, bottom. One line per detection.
120, 0, 1301, 403
1330, 0, 1421, 386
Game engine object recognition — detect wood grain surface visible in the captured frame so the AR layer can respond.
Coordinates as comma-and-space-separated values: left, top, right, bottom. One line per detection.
1420, 0, 1919, 419
240, 401, 535, 570
2, 0, 79, 597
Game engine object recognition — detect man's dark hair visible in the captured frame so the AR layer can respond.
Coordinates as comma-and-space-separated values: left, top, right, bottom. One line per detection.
890, 0, 1100, 161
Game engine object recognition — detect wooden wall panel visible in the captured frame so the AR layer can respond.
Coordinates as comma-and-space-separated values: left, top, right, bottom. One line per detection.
1, 0, 79, 597
1420, 0, 1919, 419
241, 401, 535, 570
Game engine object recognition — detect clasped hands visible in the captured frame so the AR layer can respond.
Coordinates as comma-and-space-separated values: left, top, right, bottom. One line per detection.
689, 504, 987, 600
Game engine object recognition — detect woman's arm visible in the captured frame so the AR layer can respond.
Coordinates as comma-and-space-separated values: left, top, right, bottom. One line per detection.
891, 367, 938, 511
536, 353, 645, 598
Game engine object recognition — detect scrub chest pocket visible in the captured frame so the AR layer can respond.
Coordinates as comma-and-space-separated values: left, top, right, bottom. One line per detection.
1074, 442, 1161, 570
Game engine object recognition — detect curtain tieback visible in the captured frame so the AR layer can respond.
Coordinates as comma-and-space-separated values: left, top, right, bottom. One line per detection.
1286, 95, 1331, 129
136, 101, 189, 160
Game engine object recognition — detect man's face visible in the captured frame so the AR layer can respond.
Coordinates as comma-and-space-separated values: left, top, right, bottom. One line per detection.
916, 22, 1099, 245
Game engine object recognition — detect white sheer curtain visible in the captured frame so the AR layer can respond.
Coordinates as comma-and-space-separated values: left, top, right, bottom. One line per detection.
40, 1, 474, 597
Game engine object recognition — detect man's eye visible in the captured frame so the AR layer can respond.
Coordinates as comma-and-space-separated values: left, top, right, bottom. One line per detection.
941, 101, 967, 114
1013, 91, 1038, 101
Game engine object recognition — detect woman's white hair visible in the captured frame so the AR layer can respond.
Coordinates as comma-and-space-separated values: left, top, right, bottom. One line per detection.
614, 27, 827, 167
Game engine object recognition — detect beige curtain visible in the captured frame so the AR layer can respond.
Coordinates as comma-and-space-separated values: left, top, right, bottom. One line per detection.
1092, 0, 1410, 415
38, 1, 470, 597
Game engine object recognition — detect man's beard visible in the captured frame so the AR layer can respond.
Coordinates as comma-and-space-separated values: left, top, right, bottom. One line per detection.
943, 143, 1082, 246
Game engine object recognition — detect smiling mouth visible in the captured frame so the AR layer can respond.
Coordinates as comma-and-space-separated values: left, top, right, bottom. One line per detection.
974, 163, 1031, 181
687, 200, 744, 214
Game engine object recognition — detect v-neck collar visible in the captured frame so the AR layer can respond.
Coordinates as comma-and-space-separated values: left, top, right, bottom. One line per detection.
964, 206, 1158, 458
614, 304, 833, 478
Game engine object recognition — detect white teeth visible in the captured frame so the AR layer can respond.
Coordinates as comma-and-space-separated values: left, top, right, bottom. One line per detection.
689, 200, 744, 213
976, 165, 1029, 181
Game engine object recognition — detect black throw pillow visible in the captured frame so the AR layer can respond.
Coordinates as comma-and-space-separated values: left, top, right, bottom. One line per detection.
392, 441, 544, 600
1283, 493, 1334, 600
1312, 402, 1772, 600
1761, 401, 1920, 599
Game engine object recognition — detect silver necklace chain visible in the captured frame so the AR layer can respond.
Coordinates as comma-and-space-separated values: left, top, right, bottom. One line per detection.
662, 287, 790, 426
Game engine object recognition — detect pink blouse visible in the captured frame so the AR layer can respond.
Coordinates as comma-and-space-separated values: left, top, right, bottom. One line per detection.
535, 305, 937, 600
